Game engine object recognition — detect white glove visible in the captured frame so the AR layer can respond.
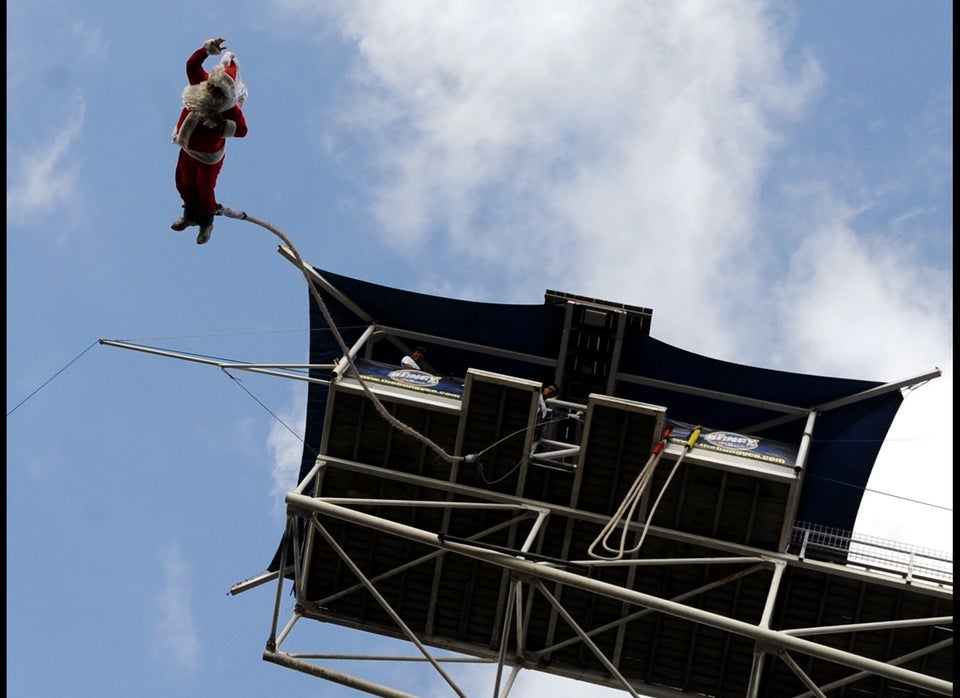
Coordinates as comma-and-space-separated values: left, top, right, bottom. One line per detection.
203, 38, 226, 55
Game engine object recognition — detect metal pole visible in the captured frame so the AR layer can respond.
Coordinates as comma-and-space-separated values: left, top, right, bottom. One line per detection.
289, 494, 953, 696
98, 338, 333, 385
263, 649, 420, 698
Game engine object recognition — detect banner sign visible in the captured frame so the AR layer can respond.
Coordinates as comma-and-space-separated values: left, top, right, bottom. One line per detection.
353, 359, 464, 400
667, 421, 798, 468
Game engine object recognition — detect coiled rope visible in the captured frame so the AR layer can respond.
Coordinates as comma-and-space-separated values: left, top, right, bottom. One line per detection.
587, 425, 701, 560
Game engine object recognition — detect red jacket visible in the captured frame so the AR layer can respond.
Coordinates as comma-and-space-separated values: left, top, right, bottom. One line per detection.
173, 47, 248, 160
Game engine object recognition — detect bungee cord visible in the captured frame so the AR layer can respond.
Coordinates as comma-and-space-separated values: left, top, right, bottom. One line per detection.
236, 210, 465, 467
587, 425, 703, 560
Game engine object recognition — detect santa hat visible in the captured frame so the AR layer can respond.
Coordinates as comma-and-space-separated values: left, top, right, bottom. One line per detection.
207, 52, 248, 109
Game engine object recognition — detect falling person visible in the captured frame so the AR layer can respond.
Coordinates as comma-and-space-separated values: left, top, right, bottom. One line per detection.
170, 37, 248, 245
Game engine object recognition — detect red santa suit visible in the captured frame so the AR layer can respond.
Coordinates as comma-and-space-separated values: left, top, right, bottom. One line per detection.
171, 39, 248, 234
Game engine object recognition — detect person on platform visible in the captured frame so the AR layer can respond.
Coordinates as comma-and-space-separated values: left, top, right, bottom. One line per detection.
401, 347, 427, 371
170, 37, 248, 245
533, 383, 560, 446
538, 383, 558, 421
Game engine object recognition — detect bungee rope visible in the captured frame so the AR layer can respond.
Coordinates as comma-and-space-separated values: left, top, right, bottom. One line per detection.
227, 208, 465, 467
587, 425, 701, 560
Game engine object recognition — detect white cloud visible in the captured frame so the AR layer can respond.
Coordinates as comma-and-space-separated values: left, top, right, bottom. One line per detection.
774, 204, 951, 378
430, 663, 625, 698
69, 18, 109, 63
268, 383, 309, 519
761, 185, 952, 551
309, 3, 827, 347
152, 541, 201, 673
6, 92, 87, 227
857, 363, 953, 554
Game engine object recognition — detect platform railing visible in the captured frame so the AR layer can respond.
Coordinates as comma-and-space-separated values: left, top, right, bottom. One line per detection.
791, 521, 953, 588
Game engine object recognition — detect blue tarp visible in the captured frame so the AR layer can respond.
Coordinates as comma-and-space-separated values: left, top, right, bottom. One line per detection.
272, 267, 903, 570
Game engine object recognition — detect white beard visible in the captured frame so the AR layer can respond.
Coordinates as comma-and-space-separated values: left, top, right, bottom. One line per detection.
181, 82, 228, 114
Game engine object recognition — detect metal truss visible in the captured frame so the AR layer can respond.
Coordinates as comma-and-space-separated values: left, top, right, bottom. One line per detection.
241, 459, 953, 698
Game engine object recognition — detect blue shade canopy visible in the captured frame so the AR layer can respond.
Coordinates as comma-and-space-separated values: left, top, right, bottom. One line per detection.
274, 266, 907, 571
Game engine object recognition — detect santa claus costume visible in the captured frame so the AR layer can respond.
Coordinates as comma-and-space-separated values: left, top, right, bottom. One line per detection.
171, 38, 248, 244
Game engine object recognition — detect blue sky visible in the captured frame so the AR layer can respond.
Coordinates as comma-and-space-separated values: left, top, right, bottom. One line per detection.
6, 2, 952, 697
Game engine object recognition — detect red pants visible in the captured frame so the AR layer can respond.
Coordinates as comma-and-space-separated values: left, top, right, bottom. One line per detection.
175, 150, 225, 226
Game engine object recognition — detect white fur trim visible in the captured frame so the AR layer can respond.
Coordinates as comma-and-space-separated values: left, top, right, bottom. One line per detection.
222, 121, 237, 138
172, 111, 202, 147
218, 52, 248, 108
203, 39, 222, 55
179, 143, 226, 165
207, 65, 238, 108
234, 80, 248, 108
